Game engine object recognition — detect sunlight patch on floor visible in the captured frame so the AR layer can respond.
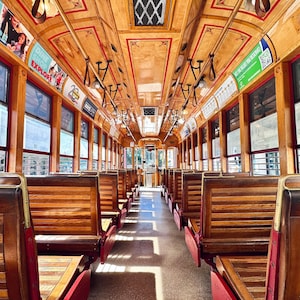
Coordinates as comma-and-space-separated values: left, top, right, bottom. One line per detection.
94, 188, 165, 299
94, 264, 163, 299
115, 234, 134, 240
125, 219, 158, 231
139, 187, 162, 192
95, 263, 126, 272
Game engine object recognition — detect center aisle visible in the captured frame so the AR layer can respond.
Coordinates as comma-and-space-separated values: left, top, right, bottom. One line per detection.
88, 187, 212, 300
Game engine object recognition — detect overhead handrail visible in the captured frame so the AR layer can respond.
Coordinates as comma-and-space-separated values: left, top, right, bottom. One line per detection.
52, 0, 136, 142
164, 0, 245, 142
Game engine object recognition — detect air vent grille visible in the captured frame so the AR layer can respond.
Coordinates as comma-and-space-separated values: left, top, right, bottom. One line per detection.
143, 107, 157, 116
133, 0, 166, 26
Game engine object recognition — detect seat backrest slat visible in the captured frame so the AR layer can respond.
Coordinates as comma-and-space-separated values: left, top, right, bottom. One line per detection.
201, 176, 278, 240
27, 175, 100, 235
99, 172, 118, 211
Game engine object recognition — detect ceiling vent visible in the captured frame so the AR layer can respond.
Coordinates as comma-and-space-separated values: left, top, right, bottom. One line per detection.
133, 0, 166, 26
143, 107, 157, 116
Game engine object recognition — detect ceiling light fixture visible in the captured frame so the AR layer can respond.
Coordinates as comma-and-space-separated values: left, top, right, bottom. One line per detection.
91, 60, 112, 89
195, 75, 207, 89
91, 79, 102, 89
32, 0, 58, 24
182, 108, 188, 115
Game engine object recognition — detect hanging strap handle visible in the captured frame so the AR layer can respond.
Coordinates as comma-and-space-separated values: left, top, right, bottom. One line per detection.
209, 54, 216, 81
84, 57, 91, 86
31, 0, 47, 24
255, 0, 270, 18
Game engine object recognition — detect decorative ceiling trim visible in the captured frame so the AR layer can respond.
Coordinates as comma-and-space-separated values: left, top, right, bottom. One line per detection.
126, 37, 172, 104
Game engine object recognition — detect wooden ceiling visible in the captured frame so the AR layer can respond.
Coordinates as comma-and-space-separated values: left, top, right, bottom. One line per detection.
4, 0, 297, 143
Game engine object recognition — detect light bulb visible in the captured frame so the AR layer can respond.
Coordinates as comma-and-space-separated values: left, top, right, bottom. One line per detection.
33, 0, 58, 17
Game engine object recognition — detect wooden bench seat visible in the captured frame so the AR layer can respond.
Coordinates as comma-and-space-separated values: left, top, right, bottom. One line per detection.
117, 169, 132, 212
0, 173, 91, 300
211, 175, 300, 299
165, 169, 175, 204
168, 169, 182, 213
125, 169, 137, 199
184, 176, 278, 266
81, 171, 129, 228
26, 174, 117, 264
175, 172, 248, 231
173, 172, 210, 230
98, 172, 127, 229
107, 169, 132, 211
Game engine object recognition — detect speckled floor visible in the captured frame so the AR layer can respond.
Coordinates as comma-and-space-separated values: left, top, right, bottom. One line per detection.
88, 187, 212, 300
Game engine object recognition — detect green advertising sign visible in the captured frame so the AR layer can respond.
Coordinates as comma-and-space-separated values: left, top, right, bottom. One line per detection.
233, 38, 273, 90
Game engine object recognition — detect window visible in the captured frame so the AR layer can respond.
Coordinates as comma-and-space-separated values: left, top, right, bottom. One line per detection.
135, 147, 143, 168
187, 137, 192, 168
201, 127, 208, 170
80, 119, 88, 170
23, 82, 51, 175
167, 147, 177, 168
60, 106, 74, 173
107, 137, 112, 169
0, 62, 9, 172
115, 144, 120, 169
120, 146, 124, 168
102, 132, 106, 170
211, 119, 220, 171
181, 141, 186, 168
292, 58, 300, 172
249, 77, 279, 175
145, 145, 155, 168
93, 127, 99, 170
125, 147, 133, 168
111, 140, 116, 169
226, 104, 241, 172
158, 149, 165, 169
193, 132, 200, 170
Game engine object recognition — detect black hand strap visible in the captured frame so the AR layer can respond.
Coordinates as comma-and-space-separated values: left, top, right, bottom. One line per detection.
209, 54, 216, 81
84, 57, 91, 86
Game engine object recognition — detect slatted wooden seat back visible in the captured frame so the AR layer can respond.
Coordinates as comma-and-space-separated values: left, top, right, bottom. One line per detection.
0, 173, 91, 300
183, 172, 251, 265
173, 170, 182, 202
99, 172, 118, 212
125, 169, 135, 193
164, 169, 168, 188
27, 175, 100, 235
174, 172, 221, 230
182, 172, 235, 213
168, 169, 174, 195
168, 170, 182, 213
118, 169, 127, 199
201, 176, 278, 258
183, 172, 249, 222
0, 174, 33, 299
275, 177, 300, 299
162, 169, 167, 187
132, 169, 137, 188
182, 173, 201, 212
211, 175, 300, 300
81, 171, 126, 229
163, 168, 171, 202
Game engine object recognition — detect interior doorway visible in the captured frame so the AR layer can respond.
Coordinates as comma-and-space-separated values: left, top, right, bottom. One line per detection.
144, 145, 156, 187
